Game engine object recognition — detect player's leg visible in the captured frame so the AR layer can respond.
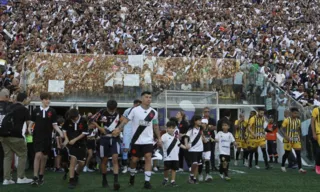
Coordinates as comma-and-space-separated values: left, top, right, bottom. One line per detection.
162, 162, 169, 186
281, 143, 291, 172
68, 156, 77, 189
203, 151, 212, 181
143, 150, 153, 189
122, 148, 129, 173
32, 151, 42, 185
129, 144, 141, 186
100, 137, 110, 187
198, 153, 204, 181
259, 141, 270, 169
267, 140, 273, 163
294, 142, 306, 173
111, 138, 121, 190
272, 141, 278, 163
170, 161, 179, 186
224, 156, 231, 180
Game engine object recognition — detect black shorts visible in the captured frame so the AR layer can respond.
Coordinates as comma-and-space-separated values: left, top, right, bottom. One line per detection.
60, 148, 69, 163
188, 152, 202, 165
219, 155, 230, 163
131, 144, 153, 158
164, 161, 179, 171
68, 146, 87, 162
99, 137, 120, 158
33, 139, 51, 155
87, 140, 96, 150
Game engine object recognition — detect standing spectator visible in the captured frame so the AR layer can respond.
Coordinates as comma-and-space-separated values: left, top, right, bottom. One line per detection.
0, 92, 33, 185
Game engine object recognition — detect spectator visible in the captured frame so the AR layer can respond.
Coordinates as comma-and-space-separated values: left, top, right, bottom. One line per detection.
0, 92, 33, 185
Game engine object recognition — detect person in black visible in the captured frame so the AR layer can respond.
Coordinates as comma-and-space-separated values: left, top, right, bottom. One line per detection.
202, 107, 218, 171
175, 111, 189, 171
28, 92, 64, 186
91, 100, 121, 190
62, 108, 89, 189
0, 92, 33, 185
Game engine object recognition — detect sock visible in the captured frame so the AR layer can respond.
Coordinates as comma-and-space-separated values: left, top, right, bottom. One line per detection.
102, 173, 107, 180
190, 174, 194, 180
130, 168, 136, 176
275, 155, 278, 162
144, 171, 151, 182
205, 161, 210, 174
164, 178, 168, 181
254, 151, 259, 165
219, 162, 223, 174
224, 163, 229, 176
75, 171, 79, 177
171, 180, 175, 183
39, 175, 43, 180
249, 151, 253, 167
295, 150, 302, 169
236, 150, 240, 160
281, 150, 290, 167
262, 148, 269, 167
114, 174, 118, 183
243, 150, 249, 164
198, 164, 203, 175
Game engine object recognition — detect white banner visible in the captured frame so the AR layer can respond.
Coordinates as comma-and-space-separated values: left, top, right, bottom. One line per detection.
124, 74, 140, 86
48, 80, 65, 93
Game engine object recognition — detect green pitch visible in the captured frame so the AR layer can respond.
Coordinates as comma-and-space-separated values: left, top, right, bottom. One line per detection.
0, 164, 318, 192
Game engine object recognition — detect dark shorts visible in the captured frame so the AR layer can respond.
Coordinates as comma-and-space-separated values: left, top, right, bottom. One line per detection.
99, 137, 120, 158
87, 140, 96, 150
188, 152, 202, 165
233, 84, 243, 94
219, 155, 231, 163
68, 146, 87, 162
33, 139, 51, 155
60, 148, 69, 163
131, 144, 153, 158
164, 161, 179, 171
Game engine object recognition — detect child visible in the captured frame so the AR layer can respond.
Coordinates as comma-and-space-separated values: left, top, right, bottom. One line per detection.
198, 119, 213, 182
29, 92, 64, 186
215, 121, 236, 181
62, 108, 89, 189
185, 115, 203, 184
161, 121, 189, 187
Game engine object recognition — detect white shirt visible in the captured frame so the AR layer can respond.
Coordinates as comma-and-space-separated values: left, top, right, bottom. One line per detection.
127, 106, 158, 145
186, 127, 203, 152
161, 133, 180, 161
215, 132, 235, 155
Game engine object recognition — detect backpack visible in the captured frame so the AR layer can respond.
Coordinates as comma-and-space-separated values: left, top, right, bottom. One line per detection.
0, 102, 17, 137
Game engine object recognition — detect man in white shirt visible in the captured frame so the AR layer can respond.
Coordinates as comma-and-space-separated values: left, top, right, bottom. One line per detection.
115, 91, 161, 189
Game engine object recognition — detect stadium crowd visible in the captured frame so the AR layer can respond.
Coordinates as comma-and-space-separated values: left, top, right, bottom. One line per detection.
0, 0, 320, 107
1, 0, 320, 190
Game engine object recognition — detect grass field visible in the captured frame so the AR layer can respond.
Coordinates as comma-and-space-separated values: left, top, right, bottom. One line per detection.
0, 164, 318, 192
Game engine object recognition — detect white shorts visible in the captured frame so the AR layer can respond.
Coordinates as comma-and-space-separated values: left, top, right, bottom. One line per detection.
202, 151, 211, 160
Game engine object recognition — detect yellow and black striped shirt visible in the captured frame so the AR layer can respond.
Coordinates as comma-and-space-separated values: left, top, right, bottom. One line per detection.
281, 117, 301, 143
234, 120, 248, 140
248, 116, 265, 139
